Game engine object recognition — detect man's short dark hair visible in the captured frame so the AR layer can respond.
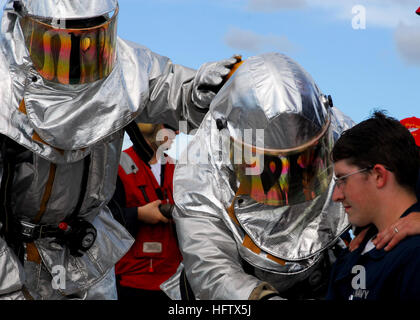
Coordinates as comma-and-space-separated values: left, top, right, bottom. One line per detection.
332, 110, 420, 192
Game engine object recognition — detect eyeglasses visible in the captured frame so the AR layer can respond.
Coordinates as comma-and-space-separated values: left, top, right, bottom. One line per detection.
333, 166, 373, 189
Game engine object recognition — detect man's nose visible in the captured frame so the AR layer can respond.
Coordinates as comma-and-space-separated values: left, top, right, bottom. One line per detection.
332, 185, 344, 202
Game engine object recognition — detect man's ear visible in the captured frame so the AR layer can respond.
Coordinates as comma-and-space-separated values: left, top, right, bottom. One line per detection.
372, 164, 388, 188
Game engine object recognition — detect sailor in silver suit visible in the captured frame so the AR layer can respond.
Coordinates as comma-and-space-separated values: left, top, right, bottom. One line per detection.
0, 0, 237, 300
162, 52, 355, 300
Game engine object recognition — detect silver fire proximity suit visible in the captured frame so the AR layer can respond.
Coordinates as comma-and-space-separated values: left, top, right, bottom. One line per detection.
163, 53, 355, 300
0, 0, 236, 300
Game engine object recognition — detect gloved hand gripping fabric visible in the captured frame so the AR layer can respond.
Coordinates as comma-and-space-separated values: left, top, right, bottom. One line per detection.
192, 56, 240, 110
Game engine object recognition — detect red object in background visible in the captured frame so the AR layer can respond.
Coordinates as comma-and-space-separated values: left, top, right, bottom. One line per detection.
401, 117, 420, 147
417, 7, 420, 15
115, 147, 182, 291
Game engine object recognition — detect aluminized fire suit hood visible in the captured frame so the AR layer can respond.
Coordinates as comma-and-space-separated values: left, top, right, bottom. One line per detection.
211, 53, 329, 151
208, 52, 350, 261
0, 0, 172, 160
18, 0, 117, 19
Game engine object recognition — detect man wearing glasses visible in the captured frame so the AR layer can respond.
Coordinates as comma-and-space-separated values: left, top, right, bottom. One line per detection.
326, 111, 420, 300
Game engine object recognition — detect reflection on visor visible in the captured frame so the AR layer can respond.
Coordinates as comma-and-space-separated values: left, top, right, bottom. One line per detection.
19, 7, 118, 85
232, 124, 334, 206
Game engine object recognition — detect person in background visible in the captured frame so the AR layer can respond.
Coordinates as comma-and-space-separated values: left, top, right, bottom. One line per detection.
327, 111, 420, 300
109, 123, 181, 300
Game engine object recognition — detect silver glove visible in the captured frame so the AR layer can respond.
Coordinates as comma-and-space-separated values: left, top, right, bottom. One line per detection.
191, 56, 240, 110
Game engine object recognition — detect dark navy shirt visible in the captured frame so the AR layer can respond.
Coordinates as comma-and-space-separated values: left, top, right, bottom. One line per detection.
326, 202, 420, 300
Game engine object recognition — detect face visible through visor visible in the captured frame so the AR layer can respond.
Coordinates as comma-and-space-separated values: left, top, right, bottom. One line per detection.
231, 119, 334, 207
19, 7, 118, 85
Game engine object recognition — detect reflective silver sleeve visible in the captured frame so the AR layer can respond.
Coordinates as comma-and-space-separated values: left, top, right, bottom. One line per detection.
173, 149, 263, 299
136, 49, 207, 132
174, 207, 263, 300
172, 114, 263, 300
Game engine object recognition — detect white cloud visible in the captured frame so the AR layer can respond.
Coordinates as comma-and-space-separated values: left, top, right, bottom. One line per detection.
242, 0, 420, 66
394, 23, 420, 66
224, 27, 297, 54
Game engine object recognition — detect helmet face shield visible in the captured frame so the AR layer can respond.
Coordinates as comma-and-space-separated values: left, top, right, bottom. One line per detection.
231, 120, 334, 206
19, 7, 118, 85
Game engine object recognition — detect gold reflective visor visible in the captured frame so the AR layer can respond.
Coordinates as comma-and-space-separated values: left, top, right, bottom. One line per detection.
231, 119, 334, 206
20, 7, 118, 85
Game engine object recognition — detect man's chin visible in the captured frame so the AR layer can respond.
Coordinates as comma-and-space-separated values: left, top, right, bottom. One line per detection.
347, 212, 361, 226
349, 218, 371, 229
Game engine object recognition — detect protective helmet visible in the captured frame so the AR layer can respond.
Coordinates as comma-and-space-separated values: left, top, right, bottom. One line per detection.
211, 53, 334, 206
14, 0, 118, 84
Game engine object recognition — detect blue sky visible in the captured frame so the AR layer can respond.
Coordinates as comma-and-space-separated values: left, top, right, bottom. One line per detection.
117, 0, 420, 124
116, 0, 420, 153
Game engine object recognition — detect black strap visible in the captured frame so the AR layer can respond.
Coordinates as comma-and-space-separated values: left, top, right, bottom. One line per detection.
160, 162, 165, 187
179, 268, 196, 301
157, 158, 166, 200
138, 185, 150, 203
19, 222, 63, 242
155, 188, 164, 201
